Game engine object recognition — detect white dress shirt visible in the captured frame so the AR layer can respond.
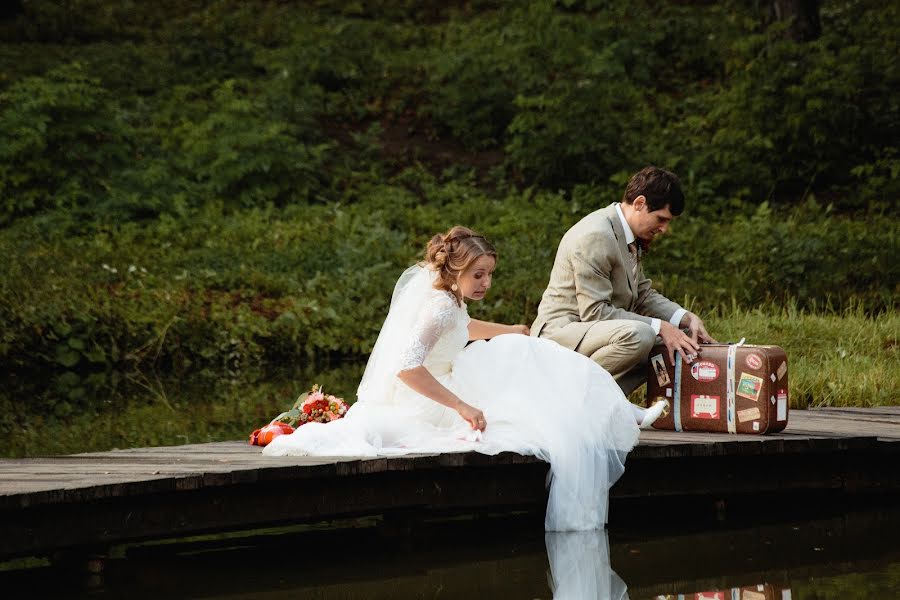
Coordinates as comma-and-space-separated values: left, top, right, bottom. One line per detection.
614, 203, 687, 334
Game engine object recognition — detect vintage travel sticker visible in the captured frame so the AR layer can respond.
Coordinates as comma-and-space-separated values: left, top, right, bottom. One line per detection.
777, 389, 788, 421
741, 590, 767, 600
696, 593, 725, 600
776, 360, 788, 380
690, 360, 720, 382
745, 352, 763, 370
691, 394, 720, 419
736, 372, 764, 401
651, 353, 670, 387
738, 406, 761, 423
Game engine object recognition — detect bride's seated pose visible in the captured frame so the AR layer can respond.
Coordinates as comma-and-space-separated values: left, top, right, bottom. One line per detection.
264, 226, 669, 531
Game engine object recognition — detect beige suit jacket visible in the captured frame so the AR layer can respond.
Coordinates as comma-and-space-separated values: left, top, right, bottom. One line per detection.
532, 203, 682, 350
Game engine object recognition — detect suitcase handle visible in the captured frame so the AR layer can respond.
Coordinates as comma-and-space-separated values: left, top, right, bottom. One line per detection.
699, 337, 746, 347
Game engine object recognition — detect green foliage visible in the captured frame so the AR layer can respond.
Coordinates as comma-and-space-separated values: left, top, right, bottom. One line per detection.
0, 62, 129, 223
1, 181, 896, 380
425, 6, 536, 149
0, 0, 897, 441
649, 198, 900, 310
166, 79, 333, 207
2, 0, 897, 219
665, 1, 900, 205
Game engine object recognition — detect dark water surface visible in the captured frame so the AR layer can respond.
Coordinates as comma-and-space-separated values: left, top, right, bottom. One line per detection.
2, 507, 899, 598
3, 368, 899, 597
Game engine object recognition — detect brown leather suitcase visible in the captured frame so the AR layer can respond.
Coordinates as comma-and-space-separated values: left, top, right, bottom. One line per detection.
647, 341, 789, 434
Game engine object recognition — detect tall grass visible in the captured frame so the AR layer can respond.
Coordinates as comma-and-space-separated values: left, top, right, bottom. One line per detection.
3, 304, 896, 458
626, 303, 898, 410
696, 302, 897, 408
1, 363, 367, 458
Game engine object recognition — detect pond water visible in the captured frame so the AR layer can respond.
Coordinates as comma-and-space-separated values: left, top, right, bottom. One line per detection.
2, 507, 899, 598
3, 368, 899, 597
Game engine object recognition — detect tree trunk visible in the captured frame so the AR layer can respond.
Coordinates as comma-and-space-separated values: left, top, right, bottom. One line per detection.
0, 0, 23, 20
771, 0, 822, 42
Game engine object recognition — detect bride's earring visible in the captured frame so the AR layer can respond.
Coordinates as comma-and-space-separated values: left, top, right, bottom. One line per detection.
451, 283, 459, 292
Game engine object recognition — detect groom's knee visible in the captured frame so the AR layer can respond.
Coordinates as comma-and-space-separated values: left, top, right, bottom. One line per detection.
581, 320, 656, 371
614, 321, 656, 360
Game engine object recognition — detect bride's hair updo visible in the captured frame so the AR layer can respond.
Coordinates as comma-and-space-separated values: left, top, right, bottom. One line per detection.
425, 226, 496, 302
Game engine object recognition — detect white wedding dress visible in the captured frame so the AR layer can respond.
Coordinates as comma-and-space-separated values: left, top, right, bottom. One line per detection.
264, 265, 640, 531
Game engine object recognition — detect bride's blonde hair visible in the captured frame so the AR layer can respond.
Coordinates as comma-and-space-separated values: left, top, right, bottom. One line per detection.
425, 226, 496, 304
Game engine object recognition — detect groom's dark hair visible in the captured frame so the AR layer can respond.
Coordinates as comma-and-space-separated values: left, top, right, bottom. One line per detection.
622, 166, 685, 215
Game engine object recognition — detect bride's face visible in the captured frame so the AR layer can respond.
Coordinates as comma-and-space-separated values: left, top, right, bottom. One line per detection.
457, 255, 495, 301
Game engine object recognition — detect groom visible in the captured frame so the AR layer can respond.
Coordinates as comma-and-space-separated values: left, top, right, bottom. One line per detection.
532, 166, 715, 396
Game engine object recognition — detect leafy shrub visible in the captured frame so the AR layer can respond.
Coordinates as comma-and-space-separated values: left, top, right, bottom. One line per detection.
666, 1, 900, 207
2, 179, 894, 382
649, 198, 900, 311
165, 79, 334, 207
0, 62, 130, 223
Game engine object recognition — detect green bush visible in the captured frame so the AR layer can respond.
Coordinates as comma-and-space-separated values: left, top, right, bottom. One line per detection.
165, 79, 334, 207
649, 199, 900, 310
2, 0, 897, 223
2, 180, 895, 379
0, 62, 130, 223
663, 2, 900, 207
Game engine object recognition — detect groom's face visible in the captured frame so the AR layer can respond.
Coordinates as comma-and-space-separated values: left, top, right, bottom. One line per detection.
632, 196, 674, 245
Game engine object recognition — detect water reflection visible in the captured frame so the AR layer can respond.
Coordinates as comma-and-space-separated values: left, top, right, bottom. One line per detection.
546, 530, 629, 599
650, 586, 792, 600
1, 508, 899, 597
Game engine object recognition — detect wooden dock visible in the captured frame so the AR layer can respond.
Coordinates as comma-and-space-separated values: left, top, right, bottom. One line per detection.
1, 407, 898, 561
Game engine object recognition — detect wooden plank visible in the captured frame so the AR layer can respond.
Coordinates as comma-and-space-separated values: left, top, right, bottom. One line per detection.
0, 414, 895, 562
0, 456, 552, 559
811, 406, 900, 416
789, 417, 900, 435
794, 410, 900, 424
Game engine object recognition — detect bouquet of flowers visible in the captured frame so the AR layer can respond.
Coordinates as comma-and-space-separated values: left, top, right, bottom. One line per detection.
249, 384, 349, 447
272, 384, 350, 428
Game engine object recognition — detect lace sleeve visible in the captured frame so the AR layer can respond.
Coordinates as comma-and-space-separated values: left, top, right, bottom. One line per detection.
397, 292, 458, 372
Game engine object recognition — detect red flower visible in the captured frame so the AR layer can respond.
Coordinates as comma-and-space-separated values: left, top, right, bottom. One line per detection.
249, 421, 295, 446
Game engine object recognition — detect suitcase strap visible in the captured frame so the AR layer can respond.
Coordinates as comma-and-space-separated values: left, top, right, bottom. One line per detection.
673, 353, 684, 432
726, 343, 738, 433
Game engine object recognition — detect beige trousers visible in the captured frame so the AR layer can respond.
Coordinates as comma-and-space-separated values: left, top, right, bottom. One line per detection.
574, 320, 656, 396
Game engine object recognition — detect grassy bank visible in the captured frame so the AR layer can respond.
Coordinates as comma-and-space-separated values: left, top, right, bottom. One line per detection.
629, 304, 899, 409
2, 305, 896, 458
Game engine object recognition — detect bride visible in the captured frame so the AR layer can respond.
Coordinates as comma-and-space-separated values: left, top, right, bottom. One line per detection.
264, 226, 669, 531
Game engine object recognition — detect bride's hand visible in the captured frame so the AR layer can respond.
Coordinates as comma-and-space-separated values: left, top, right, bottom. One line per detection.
510, 324, 530, 336
456, 402, 487, 431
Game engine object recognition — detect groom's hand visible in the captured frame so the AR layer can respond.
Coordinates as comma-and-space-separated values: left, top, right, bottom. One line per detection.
681, 312, 717, 344
659, 321, 701, 365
